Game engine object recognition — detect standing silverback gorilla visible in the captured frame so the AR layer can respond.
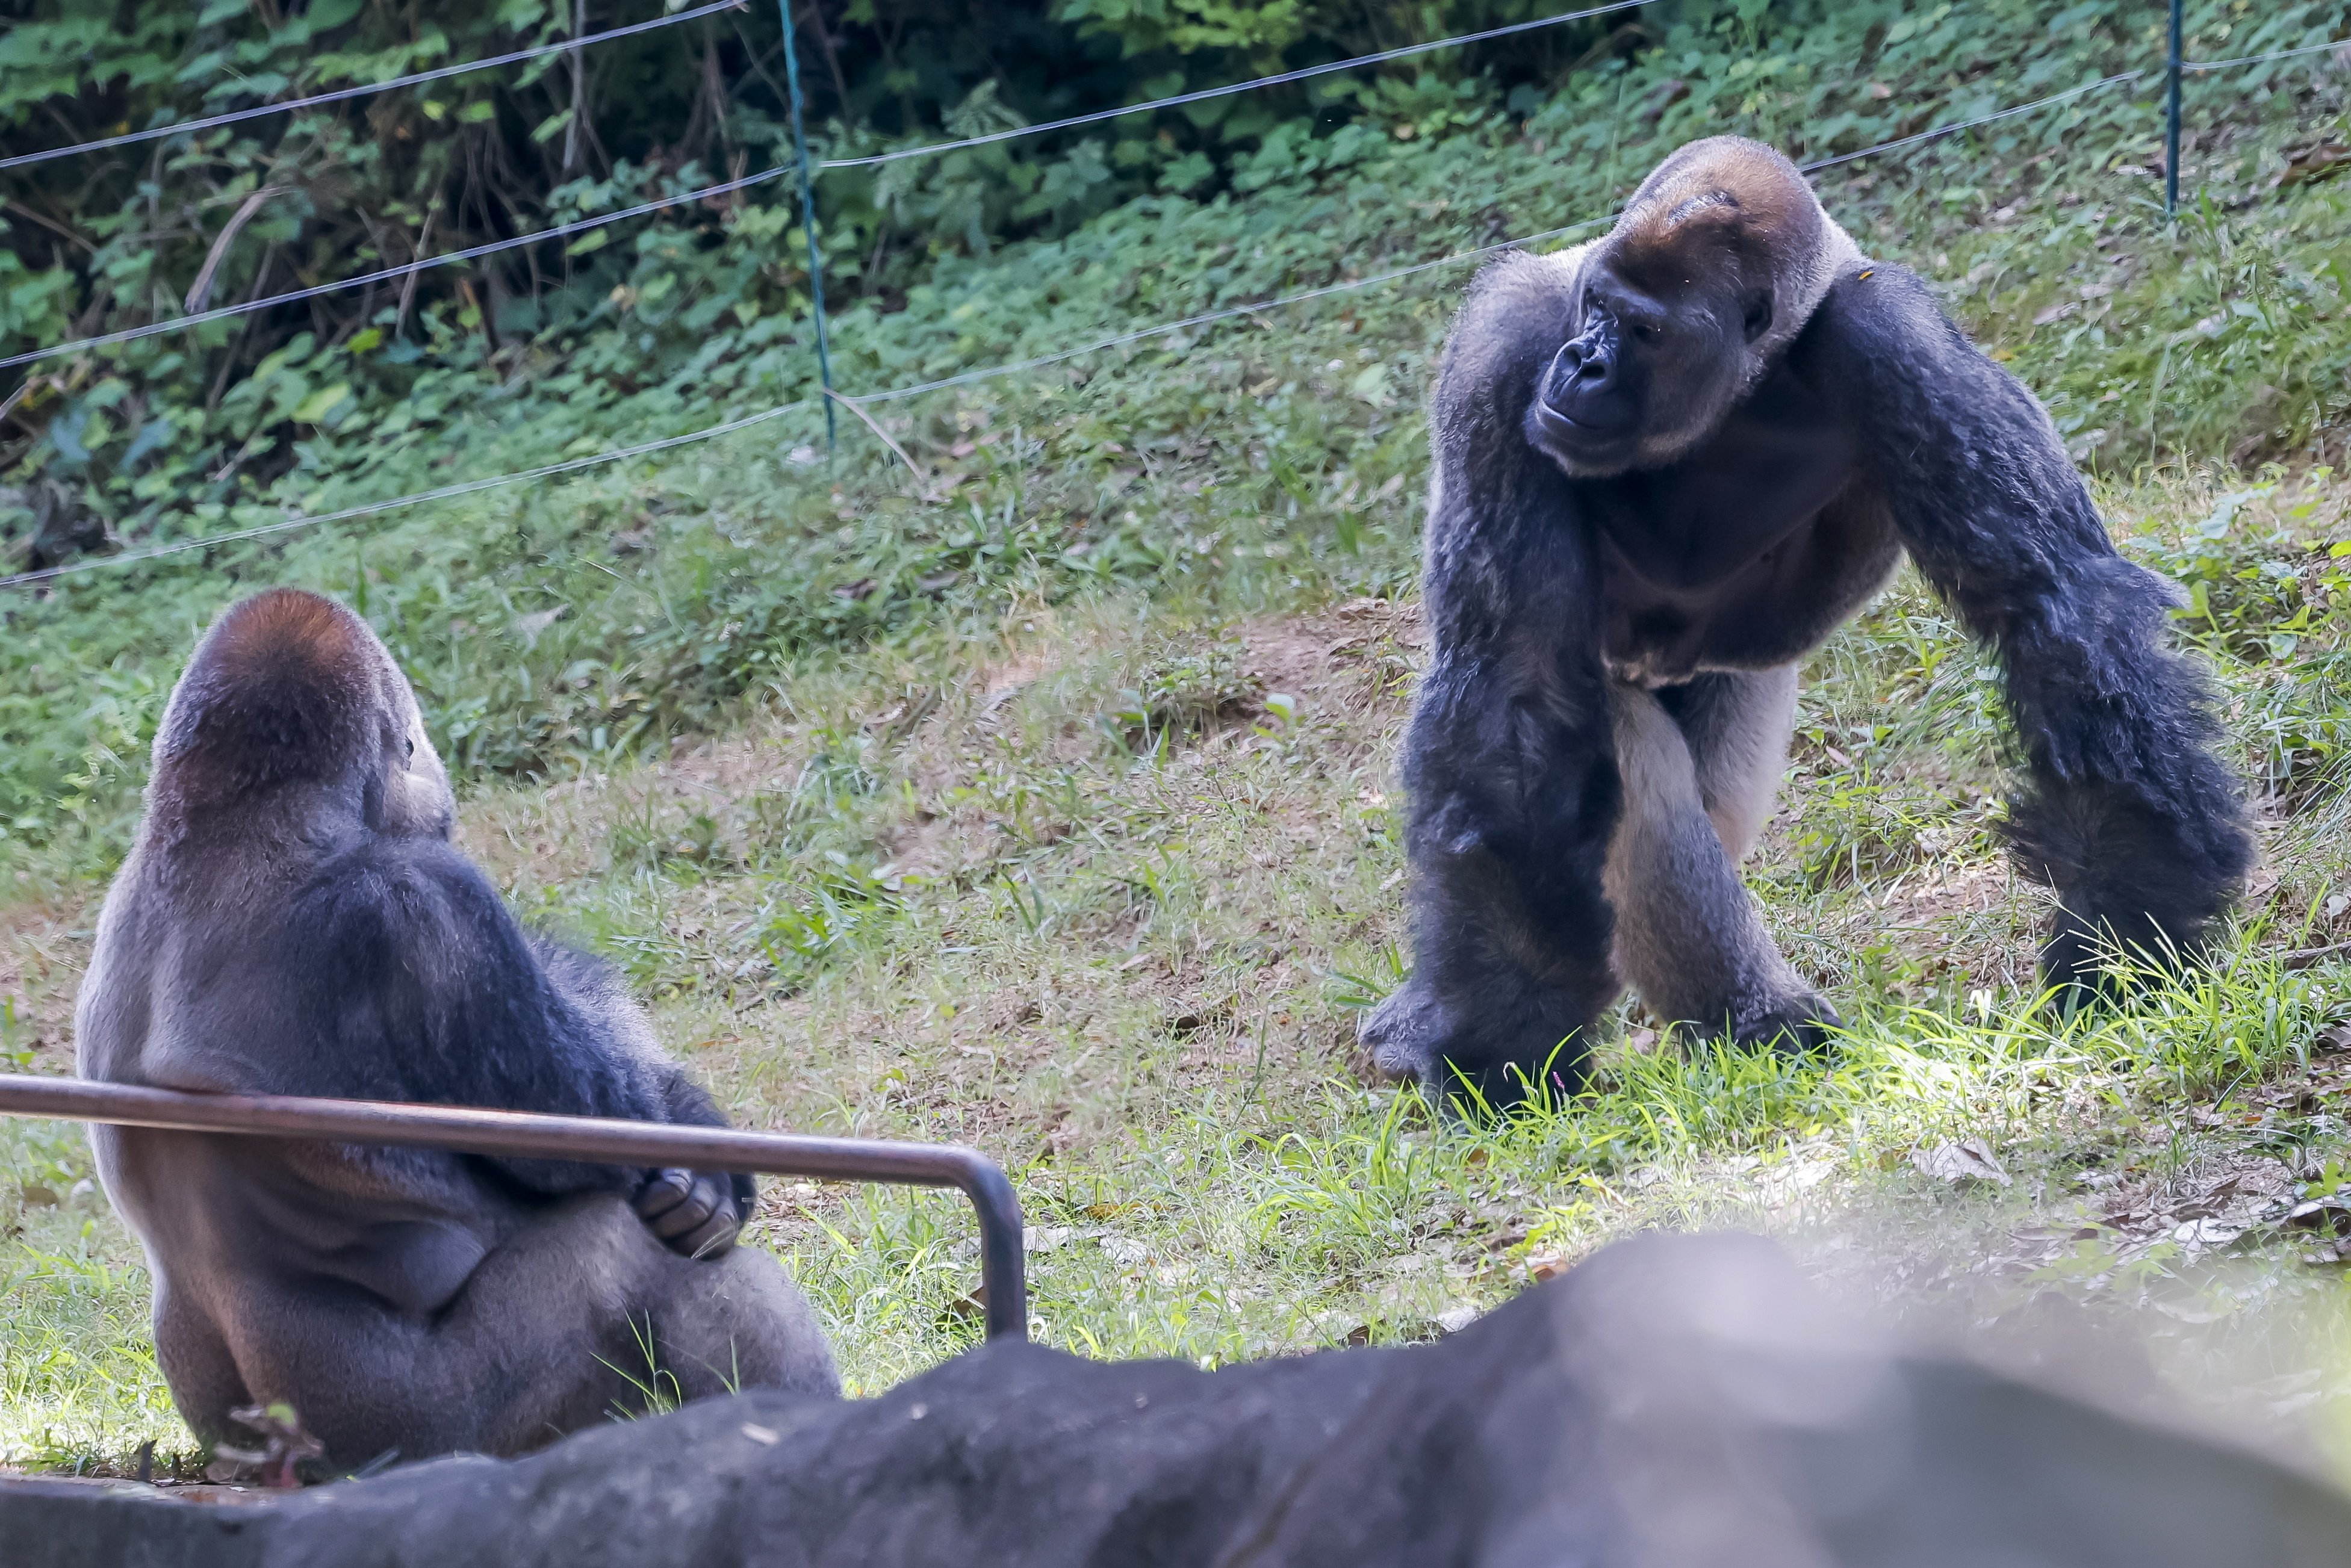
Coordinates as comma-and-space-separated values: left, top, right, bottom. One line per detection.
1362, 137, 2252, 1107
76, 588, 837, 1468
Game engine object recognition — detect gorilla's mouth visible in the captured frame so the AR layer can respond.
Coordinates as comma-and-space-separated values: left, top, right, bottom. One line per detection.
1532, 395, 1635, 438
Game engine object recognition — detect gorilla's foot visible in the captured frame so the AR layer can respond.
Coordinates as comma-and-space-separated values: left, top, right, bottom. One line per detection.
1358, 982, 1447, 1084
2037, 916, 2180, 1011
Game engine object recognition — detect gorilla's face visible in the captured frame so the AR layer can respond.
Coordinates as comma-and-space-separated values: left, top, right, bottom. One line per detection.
1526, 251, 1773, 479
371, 668, 456, 841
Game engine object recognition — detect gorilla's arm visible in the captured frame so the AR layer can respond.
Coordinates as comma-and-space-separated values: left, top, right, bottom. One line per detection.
1794, 264, 2252, 986
296, 846, 728, 1212
1365, 253, 1624, 1105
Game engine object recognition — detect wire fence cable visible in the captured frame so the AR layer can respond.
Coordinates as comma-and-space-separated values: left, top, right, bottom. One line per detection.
0, 46, 2308, 593
0, 1, 745, 176
1, 0, 1653, 370
0, 400, 816, 589
0, 211, 1638, 589
1798, 68, 2141, 172
2182, 36, 2349, 73
820, 0, 1658, 170
0, 160, 797, 373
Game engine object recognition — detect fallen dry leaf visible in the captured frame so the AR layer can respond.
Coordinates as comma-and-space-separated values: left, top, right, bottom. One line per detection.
2279, 140, 2349, 187
1912, 1138, 2011, 1187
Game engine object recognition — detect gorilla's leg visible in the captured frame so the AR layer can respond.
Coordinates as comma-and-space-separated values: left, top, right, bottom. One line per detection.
1370, 252, 1630, 1108
1671, 665, 1800, 862
210, 1200, 836, 1467
151, 1274, 252, 1445
1360, 656, 1624, 1107
1606, 671, 1834, 1052
636, 1235, 840, 1402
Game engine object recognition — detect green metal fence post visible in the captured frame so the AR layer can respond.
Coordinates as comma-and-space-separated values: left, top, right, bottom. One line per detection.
2164, 0, 2183, 218
778, 0, 837, 450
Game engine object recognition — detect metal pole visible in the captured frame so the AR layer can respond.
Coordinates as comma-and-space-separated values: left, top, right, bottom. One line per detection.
2164, 0, 2183, 218
0, 1074, 1026, 1343
778, 0, 837, 450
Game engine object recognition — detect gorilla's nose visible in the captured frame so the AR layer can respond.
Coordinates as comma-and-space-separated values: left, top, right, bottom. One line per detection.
1540, 338, 1632, 433
1559, 334, 1615, 390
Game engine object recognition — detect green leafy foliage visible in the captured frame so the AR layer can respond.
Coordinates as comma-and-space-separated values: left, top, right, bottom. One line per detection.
0, 0, 1664, 575
4, 0, 2349, 876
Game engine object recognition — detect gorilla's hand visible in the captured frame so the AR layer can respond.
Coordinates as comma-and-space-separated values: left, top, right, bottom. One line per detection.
633, 1168, 742, 1258
1727, 990, 1841, 1057
1358, 982, 1447, 1087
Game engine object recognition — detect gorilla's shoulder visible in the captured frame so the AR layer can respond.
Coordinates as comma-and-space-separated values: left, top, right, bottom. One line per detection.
1462, 243, 1585, 311
285, 834, 527, 962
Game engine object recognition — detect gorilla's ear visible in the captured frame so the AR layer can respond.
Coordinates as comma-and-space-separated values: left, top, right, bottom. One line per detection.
1742, 291, 1774, 342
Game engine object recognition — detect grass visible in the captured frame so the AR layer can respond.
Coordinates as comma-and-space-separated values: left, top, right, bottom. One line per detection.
5, 0, 2351, 1483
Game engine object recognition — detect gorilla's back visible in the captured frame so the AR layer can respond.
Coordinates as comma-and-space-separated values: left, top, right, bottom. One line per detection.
98, 1125, 509, 1320
78, 833, 556, 1322
70, 586, 839, 1463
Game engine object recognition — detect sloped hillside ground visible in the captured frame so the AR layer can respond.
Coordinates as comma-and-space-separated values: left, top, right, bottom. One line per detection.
7, 1, 2351, 1481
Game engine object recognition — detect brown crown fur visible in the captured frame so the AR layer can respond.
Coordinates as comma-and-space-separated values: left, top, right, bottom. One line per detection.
151, 587, 390, 804
1605, 136, 1826, 293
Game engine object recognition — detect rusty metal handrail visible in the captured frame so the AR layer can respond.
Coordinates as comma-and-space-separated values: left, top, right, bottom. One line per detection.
0, 1074, 1027, 1342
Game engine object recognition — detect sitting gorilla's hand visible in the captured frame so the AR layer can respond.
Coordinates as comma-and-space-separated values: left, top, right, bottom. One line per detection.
633, 1168, 744, 1258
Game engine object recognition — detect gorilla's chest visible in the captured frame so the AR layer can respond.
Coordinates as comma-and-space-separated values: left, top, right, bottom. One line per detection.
1573, 379, 1893, 686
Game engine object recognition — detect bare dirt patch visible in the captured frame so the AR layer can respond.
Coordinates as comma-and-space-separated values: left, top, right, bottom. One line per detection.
0, 894, 92, 1064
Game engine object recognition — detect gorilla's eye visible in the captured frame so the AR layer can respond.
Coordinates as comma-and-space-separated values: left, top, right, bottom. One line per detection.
405, 737, 416, 762
1742, 292, 1775, 341
1630, 320, 1662, 345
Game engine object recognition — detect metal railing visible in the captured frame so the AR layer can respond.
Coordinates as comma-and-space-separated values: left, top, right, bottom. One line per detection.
0, 1073, 1027, 1343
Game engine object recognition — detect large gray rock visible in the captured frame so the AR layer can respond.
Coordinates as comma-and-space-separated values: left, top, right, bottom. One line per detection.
9, 1233, 2350, 1566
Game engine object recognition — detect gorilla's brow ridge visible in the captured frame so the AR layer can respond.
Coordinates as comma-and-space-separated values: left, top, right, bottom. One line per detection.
1665, 192, 1739, 228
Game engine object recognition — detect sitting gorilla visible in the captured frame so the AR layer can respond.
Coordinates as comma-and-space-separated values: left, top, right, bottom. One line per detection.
76, 587, 837, 1469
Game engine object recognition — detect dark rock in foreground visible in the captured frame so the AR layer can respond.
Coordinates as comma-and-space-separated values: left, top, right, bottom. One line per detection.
8, 1233, 2349, 1566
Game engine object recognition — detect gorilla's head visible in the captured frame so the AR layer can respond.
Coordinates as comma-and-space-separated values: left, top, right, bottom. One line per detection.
1527, 137, 1840, 479
152, 586, 455, 839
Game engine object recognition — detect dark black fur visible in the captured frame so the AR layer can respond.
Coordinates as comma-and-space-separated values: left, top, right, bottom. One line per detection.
266, 837, 749, 1208
1796, 267, 2252, 984
1369, 148, 2250, 1109
1385, 264, 1626, 1109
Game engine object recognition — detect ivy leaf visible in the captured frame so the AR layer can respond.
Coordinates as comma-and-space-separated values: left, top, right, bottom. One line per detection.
122, 416, 174, 469
293, 383, 352, 424
48, 405, 90, 463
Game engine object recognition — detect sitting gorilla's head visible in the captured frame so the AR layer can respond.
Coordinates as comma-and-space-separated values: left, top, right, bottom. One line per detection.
150, 586, 455, 839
